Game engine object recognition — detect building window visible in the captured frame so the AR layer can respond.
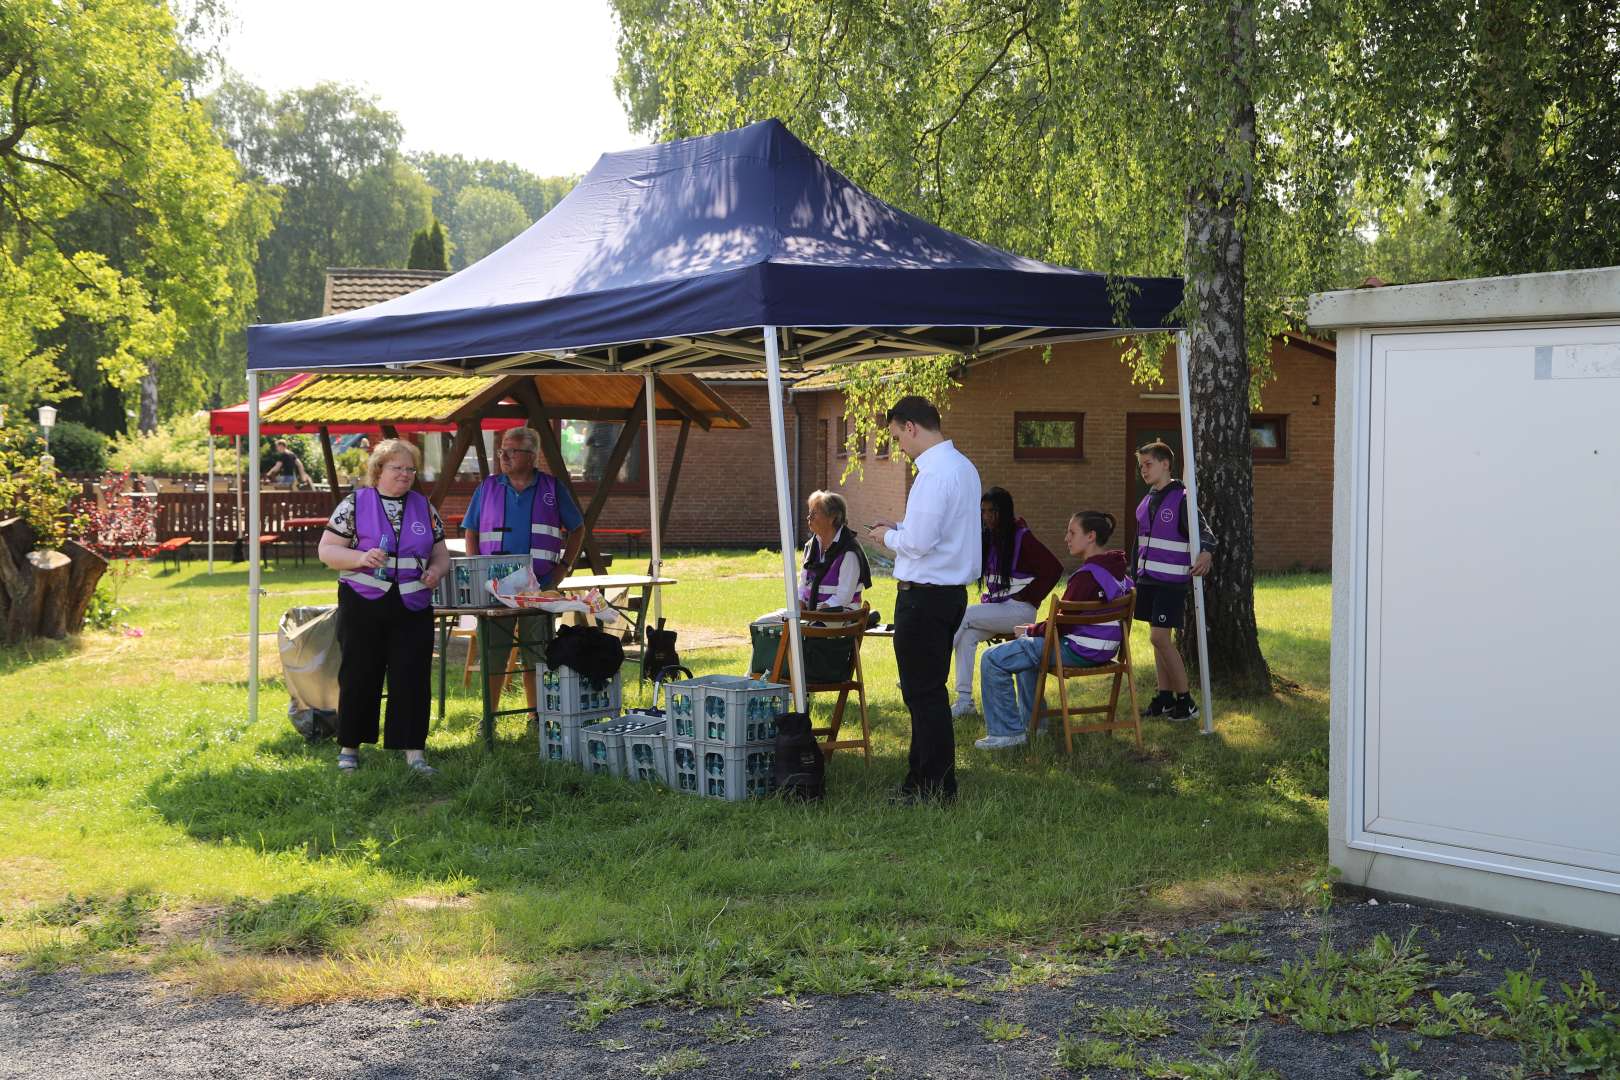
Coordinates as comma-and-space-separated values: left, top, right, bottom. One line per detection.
1250, 415, 1287, 462
836, 414, 867, 458
556, 419, 644, 491
1013, 412, 1084, 460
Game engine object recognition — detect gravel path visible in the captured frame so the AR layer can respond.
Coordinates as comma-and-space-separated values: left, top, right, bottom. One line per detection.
4, 899, 1617, 1079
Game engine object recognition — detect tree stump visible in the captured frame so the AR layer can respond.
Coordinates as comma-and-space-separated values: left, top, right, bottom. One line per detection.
0, 518, 108, 644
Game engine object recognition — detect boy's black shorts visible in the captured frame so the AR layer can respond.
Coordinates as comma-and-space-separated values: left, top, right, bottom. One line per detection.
1133, 581, 1186, 627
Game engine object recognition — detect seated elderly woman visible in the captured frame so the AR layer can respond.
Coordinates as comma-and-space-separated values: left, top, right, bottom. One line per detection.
748, 490, 873, 677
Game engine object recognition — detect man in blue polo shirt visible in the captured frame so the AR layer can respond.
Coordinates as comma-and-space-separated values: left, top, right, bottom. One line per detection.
461, 426, 585, 710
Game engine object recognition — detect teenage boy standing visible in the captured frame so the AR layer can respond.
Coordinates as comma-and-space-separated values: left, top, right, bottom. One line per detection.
868, 397, 981, 804
1132, 441, 1214, 722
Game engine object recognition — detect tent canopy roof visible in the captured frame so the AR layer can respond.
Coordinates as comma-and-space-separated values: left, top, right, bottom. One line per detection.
267, 372, 748, 430
248, 119, 1183, 377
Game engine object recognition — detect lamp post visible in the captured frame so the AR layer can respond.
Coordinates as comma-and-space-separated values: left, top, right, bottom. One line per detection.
38, 405, 57, 468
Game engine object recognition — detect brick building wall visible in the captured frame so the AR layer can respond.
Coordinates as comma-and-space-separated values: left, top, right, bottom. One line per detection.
581, 384, 806, 550
435, 340, 1333, 571
794, 336, 1335, 574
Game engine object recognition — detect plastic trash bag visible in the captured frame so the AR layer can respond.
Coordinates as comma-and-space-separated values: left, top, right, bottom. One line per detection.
278, 604, 340, 741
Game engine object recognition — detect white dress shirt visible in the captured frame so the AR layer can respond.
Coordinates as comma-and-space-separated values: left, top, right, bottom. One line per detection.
882, 439, 982, 585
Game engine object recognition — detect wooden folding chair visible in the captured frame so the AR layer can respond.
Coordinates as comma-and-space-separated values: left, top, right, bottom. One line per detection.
1028, 592, 1142, 752
760, 604, 872, 762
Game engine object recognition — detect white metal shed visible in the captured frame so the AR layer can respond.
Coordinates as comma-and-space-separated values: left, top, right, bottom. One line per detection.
1309, 266, 1620, 934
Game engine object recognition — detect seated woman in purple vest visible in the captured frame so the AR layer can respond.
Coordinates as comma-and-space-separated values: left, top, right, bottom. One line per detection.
974, 510, 1132, 750
318, 439, 452, 775
951, 487, 1063, 719
751, 490, 872, 622
460, 426, 584, 711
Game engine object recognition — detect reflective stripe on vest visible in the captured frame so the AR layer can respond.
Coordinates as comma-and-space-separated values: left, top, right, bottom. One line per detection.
1062, 564, 1133, 663
340, 488, 435, 611
475, 472, 564, 580
1135, 487, 1192, 585
798, 532, 864, 609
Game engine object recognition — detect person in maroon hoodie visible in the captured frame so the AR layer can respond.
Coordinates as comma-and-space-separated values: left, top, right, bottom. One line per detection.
950, 487, 1063, 718
974, 510, 1132, 749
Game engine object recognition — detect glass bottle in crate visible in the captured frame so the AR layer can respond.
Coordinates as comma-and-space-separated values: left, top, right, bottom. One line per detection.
542, 667, 561, 712
672, 692, 695, 738
543, 718, 564, 761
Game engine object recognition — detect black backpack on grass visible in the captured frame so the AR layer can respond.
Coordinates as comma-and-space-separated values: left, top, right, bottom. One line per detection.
772, 711, 824, 801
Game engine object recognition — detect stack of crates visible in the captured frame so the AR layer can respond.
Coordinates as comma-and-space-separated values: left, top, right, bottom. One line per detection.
665, 675, 787, 801
537, 663, 621, 765
580, 714, 664, 778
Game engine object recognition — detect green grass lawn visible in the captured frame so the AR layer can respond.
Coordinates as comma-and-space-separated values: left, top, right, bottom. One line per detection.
0, 550, 1330, 1007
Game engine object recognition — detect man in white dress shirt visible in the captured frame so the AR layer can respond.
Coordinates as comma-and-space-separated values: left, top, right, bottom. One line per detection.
867, 397, 982, 804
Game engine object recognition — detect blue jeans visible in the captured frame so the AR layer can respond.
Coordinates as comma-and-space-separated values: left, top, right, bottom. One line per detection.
979, 636, 1097, 737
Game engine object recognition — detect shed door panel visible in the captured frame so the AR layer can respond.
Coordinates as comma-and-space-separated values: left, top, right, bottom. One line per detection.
1365, 326, 1620, 873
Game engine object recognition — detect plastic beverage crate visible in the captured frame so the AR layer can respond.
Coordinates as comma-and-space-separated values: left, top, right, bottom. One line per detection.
539, 712, 608, 765
538, 663, 621, 716
666, 675, 787, 748
700, 745, 777, 801
621, 719, 669, 784
580, 714, 664, 778
668, 739, 701, 795
435, 555, 531, 608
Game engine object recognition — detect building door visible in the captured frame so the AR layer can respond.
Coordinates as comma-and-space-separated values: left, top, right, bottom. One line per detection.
1124, 413, 1181, 553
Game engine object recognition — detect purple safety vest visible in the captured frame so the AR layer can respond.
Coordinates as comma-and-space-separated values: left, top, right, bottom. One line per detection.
475, 472, 565, 582
799, 529, 864, 609
1063, 563, 1134, 663
1135, 485, 1192, 585
982, 525, 1034, 603
339, 487, 435, 611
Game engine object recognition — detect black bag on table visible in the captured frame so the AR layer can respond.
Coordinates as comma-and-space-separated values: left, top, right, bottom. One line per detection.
772, 711, 824, 801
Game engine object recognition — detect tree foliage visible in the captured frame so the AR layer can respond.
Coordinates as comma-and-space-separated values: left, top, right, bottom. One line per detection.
407, 219, 450, 270
449, 184, 530, 268
0, 0, 273, 428
1345, 0, 1620, 276
412, 151, 576, 228
210, 78, 433, 322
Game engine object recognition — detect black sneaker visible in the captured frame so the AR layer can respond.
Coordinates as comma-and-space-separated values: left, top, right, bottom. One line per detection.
1143, 692, 1175, 718
1167, 697, 1198, 723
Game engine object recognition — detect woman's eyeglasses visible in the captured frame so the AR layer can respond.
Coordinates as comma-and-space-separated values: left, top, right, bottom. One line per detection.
384, 464, 418, 474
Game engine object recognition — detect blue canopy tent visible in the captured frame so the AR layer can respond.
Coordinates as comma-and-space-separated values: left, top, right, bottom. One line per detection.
246, 119, 1213, 734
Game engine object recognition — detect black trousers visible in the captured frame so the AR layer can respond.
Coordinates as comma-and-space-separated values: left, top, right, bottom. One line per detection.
335, 585, 433, 750
894, 584, 968, 796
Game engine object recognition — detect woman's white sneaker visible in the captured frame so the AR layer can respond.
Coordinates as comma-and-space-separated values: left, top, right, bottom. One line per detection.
950, 698, 977, 718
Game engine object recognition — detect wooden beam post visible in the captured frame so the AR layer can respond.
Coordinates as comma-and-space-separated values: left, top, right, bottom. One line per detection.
428, 421, 478, 509
659, 417, 690, 542
472, 427, 490, 476
318, 426, 341, 506
574, 389, 646, 549
512, 378, 610, 574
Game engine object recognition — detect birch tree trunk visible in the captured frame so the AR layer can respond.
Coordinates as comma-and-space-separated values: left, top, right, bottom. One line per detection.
1181, 0, 1271, 697
139, 368, 160, 433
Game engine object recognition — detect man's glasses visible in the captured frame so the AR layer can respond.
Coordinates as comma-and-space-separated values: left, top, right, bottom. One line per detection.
498, 448, 536, 458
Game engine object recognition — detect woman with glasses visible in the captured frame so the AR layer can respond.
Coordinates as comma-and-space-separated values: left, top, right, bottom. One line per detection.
461, 426, 584, 712
318, 439, 451, 775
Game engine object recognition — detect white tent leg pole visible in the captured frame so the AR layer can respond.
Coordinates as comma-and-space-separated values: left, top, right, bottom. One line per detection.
643, 373, 662, 625
234, 436, 243, 537
207, 436, 215, 574
248, 373, 261, 730
1176, 330, 1215, 735
763, 326, 806, 711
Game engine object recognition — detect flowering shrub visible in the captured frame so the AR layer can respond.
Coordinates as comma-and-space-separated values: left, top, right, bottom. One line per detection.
80, 471, 159, 559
